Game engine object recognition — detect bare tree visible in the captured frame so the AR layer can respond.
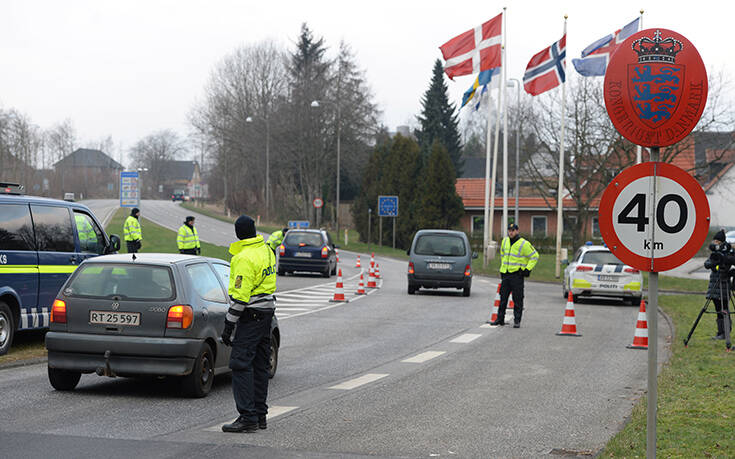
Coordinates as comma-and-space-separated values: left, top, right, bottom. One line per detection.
130, 129, 187, 198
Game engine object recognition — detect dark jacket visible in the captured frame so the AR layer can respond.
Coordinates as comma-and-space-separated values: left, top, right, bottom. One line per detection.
705, 264, 731, 300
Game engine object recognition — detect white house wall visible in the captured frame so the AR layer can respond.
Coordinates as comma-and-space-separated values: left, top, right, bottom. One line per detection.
706, 165, 735, 229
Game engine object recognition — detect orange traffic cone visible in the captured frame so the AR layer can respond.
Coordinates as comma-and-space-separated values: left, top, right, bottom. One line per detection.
557, 292, 582, 336
356, 273, 366, 295
375, 263, 381, 279
329, 269, 349, 303
626, 299, 648, 350
355, 255, 361, 268
370, 252, 375, 269
367, 265, 377, 288
486, 283, 501, 323
336, 248, 339, 264
508, 295, 514, 310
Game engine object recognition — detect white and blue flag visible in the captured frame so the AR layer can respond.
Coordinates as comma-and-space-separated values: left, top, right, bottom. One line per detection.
572, 18, 640, 77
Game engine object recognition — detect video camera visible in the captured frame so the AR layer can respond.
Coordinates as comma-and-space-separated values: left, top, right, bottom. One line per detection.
705, 242, 735, 273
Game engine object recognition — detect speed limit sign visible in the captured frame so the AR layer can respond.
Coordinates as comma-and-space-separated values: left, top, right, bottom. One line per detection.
599, 162, 709, 272
313, 198, 323, 209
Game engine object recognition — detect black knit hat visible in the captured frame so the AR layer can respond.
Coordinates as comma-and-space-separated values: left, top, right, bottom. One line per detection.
131, 207, 140, 217
714, 229, 726, 242
235, 215, 256, 240
185, 215, 195, 224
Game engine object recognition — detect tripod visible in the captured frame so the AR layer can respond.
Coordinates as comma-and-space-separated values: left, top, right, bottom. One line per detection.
684, 274, 732, 351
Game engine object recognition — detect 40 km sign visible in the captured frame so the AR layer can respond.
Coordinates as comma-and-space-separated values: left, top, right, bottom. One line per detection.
599, 162, 709, 272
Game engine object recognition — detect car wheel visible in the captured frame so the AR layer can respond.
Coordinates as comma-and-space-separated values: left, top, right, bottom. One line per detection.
462, 286, 471, 297
407, 284, 416, 295
322, 266, 330, 278
330, 263, 337, 276
268, 333, 279, 379
182, 342, 214, 398
277, 267, 285, 276
572, 294, 579, 303
0, 302, 15, 356
48, 367, 81, 391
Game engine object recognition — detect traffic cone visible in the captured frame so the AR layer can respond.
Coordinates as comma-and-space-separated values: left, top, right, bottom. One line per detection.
355, 255, 361, 268
370, 252, 375, 269
329, 269, 349, 302
626, 299, 648, 350
375, 263, 381, 279
336, 248, 339, 264
486, 283, 501, 323
556, 292, 582, 336
367, 265, 377, 288
508, 294, 514, 310
356, 273, 366, 295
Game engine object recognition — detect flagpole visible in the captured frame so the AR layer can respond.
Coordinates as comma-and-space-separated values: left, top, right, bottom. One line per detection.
501, 6, 509, 237
482, 88, 494, 268
636, 9, 644, 164
485, 19, 504, 266
554, 15, 568, 279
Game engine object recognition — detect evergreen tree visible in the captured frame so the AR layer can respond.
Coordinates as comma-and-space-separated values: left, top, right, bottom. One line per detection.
416, 141, 464, 229
415, 59, 463, 175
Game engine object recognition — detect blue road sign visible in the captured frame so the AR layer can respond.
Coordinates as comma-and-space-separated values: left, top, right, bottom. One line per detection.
378, 195, 399, 217
288, 220, 310, 228
120, 171, 140, 207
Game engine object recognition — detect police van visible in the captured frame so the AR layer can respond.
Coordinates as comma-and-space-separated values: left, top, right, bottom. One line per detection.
0, 182, 121, 355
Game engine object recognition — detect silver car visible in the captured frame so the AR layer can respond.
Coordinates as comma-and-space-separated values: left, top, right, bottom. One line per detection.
45, 253, 280, 397
406, 229, 477, 296
562, 244, 643, 304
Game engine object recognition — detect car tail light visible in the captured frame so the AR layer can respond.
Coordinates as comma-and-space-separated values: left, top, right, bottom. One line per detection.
624, 267, 639, 274
167, 305, 193, 329
299, 242, 306, 247
408, 262, 415, 274
50, 299, 66, 323
576, 265, 593, 272
464, 264, 471, 276
279, 244, 285, 256
321, 246, 329, 258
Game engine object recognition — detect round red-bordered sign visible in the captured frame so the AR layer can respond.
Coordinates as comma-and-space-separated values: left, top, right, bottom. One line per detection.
599, 162, 709, 272
313, 197, 323, 208
604, 28, 707, 148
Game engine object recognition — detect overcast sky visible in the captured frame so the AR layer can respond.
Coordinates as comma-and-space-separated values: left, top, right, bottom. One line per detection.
1, 0, 732, 165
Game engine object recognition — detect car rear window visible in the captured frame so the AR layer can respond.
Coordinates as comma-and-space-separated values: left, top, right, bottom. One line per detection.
284, 232, 323, 247
581, 251, 623, 265
414, 235, 466, 256
64, 263, 175, 300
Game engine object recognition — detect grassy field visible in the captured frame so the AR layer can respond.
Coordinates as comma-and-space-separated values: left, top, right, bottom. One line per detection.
602, 294, 735, 457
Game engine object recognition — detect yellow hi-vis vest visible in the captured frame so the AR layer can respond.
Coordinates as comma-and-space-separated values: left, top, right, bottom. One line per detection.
123, 216, 142, 242
177, 224, 200, 250
228, 235, 277, 304
75, 215, 96, 243
266, 230, 284, 251
499, 236, 539, 274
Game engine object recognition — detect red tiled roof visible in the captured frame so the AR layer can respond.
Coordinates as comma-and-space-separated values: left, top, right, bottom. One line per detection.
456, 178, 600, 210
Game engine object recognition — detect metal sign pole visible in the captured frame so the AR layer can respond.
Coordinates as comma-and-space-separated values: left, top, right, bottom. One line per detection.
379, 217, 383, 247
392, 217, 396, 249
647, 146, 660, 459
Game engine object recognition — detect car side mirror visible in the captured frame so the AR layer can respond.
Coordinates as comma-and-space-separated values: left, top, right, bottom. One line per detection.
472, 251, 478, 259
107, 234, 121, 253
561, 258, 569, 266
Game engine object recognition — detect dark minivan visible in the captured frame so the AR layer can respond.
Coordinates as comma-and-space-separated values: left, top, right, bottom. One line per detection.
407, 229, 477, 296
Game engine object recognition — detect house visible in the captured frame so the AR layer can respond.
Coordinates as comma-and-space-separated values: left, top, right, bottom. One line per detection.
54, 148, 123, 199
159, 160, 206, 199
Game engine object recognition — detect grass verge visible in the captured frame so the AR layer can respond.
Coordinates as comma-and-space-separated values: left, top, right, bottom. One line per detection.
602, 294, 735, 457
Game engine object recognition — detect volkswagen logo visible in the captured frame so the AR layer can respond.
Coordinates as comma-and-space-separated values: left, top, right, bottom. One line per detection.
111, 302, 120, 310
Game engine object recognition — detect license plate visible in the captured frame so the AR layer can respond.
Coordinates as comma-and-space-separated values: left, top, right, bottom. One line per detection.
598, 275, 618, 282
90, 310, 140, 326
294, 252, 311, 258
428, 263, 451, 270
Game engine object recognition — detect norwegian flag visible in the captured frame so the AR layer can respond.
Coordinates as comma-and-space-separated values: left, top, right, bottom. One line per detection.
439, 13, 502, 80
572, 18, 639, 76
523, 34, 566, 96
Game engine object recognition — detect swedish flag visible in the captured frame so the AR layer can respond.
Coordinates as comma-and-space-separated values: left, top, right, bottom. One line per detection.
461, 67, 500, 109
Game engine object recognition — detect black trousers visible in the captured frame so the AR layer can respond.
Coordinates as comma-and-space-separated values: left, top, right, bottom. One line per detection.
498, 272, 525, 324
179, 248, 198, 255
229, 309, 274, 422
126, 240, 141, 253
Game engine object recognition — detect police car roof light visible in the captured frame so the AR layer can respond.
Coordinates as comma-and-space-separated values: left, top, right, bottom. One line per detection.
0, 182, 25, 195
585, 241, 593, 246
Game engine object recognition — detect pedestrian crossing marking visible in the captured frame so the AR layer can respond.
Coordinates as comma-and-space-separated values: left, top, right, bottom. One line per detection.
328, 373, 388, 390
450, 333, 482, 343
401, 351, 446, 363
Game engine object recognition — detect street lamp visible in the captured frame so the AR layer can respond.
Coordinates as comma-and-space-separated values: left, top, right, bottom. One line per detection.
310, 99, 341, 235
246, 115, 271, 221
507, 78, 522, 226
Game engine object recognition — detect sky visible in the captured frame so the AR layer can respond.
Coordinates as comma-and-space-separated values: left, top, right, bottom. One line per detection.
1, 0, 732, 167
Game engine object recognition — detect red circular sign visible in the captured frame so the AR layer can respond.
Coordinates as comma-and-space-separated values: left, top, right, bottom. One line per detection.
604, 28, 707, 148
313, 198, 323, 208
599, 162, 709, 272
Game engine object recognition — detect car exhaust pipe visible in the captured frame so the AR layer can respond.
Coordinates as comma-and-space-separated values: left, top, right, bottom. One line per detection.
96, 350, 117, 377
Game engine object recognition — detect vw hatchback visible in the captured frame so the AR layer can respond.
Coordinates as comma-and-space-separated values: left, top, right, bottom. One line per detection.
277, 229, 337, 277
407, 230, 476, 296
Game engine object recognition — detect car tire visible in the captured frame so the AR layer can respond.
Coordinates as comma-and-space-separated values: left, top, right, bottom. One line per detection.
322, 266, 330, 278
408, 284, 416, 295
0, 302, 15, 356
268, 333, 279, 379
48, 367, 81, 391
462, 286, 471, 297
182, 342, 214, 398
330, 263, 337, 276
572, 294, 579, 303
277, 267, 285, 276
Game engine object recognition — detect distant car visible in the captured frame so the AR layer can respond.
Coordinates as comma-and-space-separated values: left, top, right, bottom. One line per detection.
277, 229, 337, 277
726, 230, 735, 245
563, 244, 643, 304
171, 192, 185, 202
45, 253, 280, 397
406, 229, 477, 296
63, 192, 75, 202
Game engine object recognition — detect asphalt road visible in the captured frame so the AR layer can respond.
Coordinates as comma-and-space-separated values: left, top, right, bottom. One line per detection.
0, 245, 670, 458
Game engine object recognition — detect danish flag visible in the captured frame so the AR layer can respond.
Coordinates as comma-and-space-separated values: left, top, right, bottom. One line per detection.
523, 34, 566, 96
439, 13, 502, 80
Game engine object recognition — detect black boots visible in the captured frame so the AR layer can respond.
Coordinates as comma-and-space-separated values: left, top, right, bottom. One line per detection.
713, 315, 731, 340
259, 415, 267, 430
222, 416, 258, 433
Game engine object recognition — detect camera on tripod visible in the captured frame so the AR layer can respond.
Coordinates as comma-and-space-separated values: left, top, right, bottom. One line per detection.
704, 242, 735, 275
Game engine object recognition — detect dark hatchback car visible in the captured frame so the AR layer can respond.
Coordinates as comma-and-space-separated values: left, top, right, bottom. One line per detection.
45, 253, 280, 398
407, 229, 477, 296
277, 229, 337, 277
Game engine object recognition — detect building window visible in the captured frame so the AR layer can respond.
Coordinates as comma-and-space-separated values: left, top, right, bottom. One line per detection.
532, 216, 547, 237
563, 215, 577, 234
472, 216, 484, 234
592, 217, 601, 237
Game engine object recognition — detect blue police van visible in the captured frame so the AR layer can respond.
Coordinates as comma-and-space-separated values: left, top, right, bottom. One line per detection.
0, 183, 121, 355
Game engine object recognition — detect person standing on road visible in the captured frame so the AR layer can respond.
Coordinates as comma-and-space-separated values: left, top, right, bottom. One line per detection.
266, 227, 289, 253
177, 216, 201, 255
489, 223, 539, 328
221, 215, 277, 433
704, 229, 733, 340
123, 207, 142, 253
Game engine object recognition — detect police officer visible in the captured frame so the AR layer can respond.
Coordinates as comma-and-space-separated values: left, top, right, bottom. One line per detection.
266, 227, 289, 253
177, 216, 201, 255
704, 229, 733, 340
489, 223, 539, 328
221, 215, 277, 433
123, 208, 142, 253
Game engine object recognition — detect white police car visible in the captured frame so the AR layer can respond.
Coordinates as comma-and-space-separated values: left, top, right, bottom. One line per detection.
562, 243, 643, 304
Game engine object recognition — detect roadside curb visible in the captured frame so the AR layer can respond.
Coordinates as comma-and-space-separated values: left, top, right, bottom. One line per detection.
0, 356, 47, 371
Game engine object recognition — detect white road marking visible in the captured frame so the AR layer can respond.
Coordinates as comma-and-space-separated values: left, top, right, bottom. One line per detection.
450, 333, 482, 343
205, 406, 298, 431
401, 351, 446, 363
329, 373, 389, 390
273, 307, 311, 311
479, 323, 494, 328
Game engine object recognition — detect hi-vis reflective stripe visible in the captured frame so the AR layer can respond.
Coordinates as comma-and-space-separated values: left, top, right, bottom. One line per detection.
0, 265, 77, 274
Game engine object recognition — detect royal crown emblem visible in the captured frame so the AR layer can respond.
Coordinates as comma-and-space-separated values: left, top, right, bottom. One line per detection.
631, 29, 683, 63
